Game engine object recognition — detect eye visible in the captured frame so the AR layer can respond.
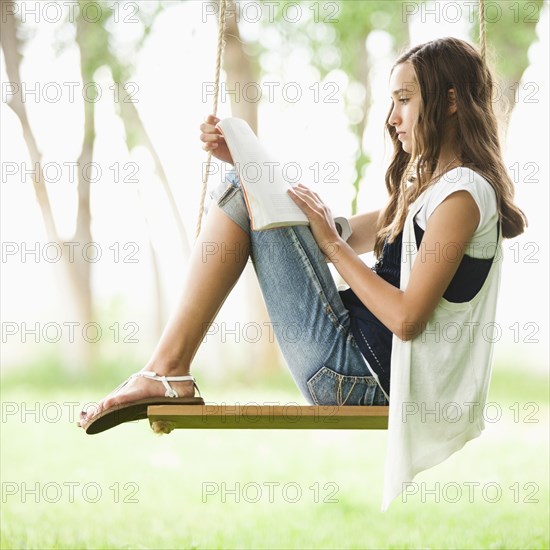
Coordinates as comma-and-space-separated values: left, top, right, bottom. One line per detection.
399, 97, 409, 104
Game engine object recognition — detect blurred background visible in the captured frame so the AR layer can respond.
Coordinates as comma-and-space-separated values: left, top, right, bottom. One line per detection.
1, 1, 548, 548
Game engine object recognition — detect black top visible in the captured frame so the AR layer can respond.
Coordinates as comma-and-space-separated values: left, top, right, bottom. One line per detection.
339, 219, 498, 397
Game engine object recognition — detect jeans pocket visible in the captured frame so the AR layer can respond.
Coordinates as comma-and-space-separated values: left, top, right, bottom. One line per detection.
306, 365, 382, 406
212, 182, 237, 206
204, 183, 232, 217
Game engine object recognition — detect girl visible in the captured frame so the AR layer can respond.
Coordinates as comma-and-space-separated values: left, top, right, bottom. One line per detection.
79, 37, 526, 434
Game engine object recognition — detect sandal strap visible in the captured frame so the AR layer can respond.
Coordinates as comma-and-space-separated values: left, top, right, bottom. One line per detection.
192, 380, 202, 399
134, 370, 198, 398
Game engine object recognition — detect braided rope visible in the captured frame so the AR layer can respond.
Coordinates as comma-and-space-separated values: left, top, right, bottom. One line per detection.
195, 0, 227, 241
479, 0, 486, 62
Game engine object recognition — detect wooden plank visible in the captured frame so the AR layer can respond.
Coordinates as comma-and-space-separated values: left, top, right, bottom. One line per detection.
147, 404, 389, 430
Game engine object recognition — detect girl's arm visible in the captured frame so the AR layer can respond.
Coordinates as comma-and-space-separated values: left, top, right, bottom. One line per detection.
346, 210, 382, 255
330, 191, 480, 341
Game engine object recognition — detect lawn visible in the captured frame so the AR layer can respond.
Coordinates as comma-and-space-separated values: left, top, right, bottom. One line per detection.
1, 364, 548, 549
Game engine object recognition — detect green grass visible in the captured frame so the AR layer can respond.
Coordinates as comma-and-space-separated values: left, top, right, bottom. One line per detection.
1, 363, 548, 549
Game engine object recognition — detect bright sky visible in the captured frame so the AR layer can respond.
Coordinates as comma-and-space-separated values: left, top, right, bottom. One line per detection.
1, 0, 548, 374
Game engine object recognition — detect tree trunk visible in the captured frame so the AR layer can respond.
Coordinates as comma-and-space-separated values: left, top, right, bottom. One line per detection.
114, 87, 181, 337
351, 33, 372, 216
0, 12, 57, 242
222, 2, 282, 373
71, 9, 99, 368
117, 91, 191, 261
1, 7, 96, 369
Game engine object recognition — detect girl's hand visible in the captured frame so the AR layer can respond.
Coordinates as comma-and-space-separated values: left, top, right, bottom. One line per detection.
287, 184, 343, 260
199, 114, 234, 165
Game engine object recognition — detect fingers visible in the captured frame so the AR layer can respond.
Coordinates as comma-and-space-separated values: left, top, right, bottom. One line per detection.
203, 142, 217, 152
290, 184, 319, 205
289, 186, 311, 202
288, 186, 317, 213
202, 137, 219, 151
289, 186, 330, 219
200, 122, 220, 133
199, 126, 224, 139
202, 135, 225, 153
201, 114, 219, 128
200, 114, 222, 133
296, 183, 321, 201
201, 132, 223, 143
200, 114, 225, 150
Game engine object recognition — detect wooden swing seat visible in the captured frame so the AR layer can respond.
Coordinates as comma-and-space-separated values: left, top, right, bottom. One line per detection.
147, 404, 389, 430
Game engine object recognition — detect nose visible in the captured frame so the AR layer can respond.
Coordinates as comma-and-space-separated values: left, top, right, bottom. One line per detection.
389, 103, 400, 127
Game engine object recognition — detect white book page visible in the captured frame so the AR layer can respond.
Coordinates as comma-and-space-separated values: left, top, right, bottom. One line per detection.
217, 118, 309, 230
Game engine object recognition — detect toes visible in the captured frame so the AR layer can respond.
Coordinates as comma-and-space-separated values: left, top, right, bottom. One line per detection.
80, 402, 101, 423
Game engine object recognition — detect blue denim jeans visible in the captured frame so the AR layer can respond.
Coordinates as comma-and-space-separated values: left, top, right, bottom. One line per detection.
206, 170, 389, 407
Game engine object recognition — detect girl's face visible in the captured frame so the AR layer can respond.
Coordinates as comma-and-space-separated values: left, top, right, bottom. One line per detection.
388, 63, 421, 154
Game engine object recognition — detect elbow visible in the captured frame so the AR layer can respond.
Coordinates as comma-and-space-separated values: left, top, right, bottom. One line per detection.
395, 314, 426, 342
392, 294, 430, 341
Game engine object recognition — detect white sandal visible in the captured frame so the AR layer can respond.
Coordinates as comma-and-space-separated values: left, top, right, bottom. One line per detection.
78, 370, 204, 435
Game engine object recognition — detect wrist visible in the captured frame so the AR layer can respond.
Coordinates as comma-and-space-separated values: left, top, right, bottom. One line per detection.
321, 237, 346, 263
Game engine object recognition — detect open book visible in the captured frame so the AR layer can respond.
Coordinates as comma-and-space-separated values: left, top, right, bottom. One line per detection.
216, 117, 352, 240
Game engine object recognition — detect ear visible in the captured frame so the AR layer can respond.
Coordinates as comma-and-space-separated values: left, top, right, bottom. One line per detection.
448, 88, 457, 115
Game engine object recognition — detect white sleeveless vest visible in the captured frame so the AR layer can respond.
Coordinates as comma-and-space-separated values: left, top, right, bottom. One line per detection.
381, 187, 503, 511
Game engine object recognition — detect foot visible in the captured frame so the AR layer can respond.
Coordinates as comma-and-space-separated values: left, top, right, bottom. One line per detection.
78, 365, 196, 429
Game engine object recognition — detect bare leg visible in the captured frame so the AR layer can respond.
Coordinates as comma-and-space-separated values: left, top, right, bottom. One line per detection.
81, 203, 250, 422
147, 203, 250, 374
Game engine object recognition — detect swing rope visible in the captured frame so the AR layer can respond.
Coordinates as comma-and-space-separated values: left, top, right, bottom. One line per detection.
195, 0, 228, 241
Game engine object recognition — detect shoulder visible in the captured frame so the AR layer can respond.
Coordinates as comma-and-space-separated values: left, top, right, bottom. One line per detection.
423, 167, 497, 230
427, 167, 495, 205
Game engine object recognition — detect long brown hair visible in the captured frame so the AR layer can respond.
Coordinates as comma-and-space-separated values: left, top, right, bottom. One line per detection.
373, 37, 528, 258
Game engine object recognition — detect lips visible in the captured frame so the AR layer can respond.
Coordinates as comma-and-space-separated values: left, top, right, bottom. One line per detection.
397, 132, 406, 140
